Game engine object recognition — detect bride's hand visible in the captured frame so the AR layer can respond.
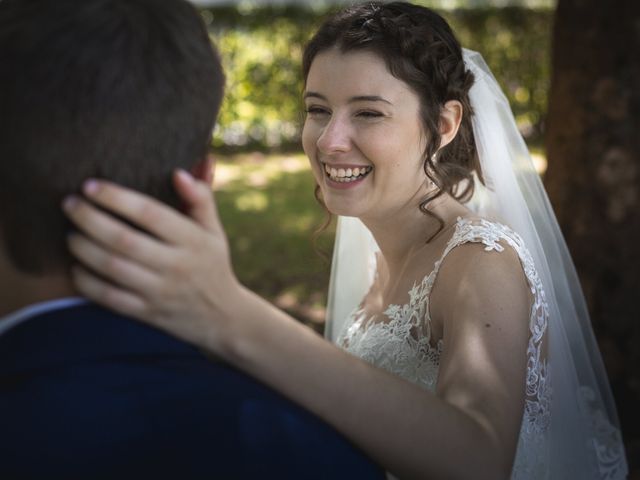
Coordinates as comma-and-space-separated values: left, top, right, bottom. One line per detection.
62, 168, 244, 351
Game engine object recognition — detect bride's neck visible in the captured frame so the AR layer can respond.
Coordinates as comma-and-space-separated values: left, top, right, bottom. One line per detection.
361, 193, 466, 281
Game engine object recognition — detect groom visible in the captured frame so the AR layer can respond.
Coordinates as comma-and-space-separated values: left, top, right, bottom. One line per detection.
0, 0, 382, 478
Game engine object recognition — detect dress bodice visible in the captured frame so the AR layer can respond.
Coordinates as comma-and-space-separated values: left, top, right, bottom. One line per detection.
336, 217, 552, 479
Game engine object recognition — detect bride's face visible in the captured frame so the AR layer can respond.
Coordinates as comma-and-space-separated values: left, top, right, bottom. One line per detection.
302, 48, 429, 221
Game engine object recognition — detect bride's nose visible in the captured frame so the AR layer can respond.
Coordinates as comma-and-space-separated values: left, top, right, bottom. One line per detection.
317, 116, 351, 155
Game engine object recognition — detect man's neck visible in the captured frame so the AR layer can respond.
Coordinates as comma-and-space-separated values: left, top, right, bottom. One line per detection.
0, 270, 78, 318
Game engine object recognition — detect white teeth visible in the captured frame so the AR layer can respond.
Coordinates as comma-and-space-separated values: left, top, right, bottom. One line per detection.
323, 164, 372, 182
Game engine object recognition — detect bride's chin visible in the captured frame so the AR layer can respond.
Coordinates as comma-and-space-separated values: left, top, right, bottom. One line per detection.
324, 202, 361, 218
318, 187, 365, 217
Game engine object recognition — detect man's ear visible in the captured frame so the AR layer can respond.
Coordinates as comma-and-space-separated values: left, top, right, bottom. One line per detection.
438, 100, 463, 150
190, 154, 214, 185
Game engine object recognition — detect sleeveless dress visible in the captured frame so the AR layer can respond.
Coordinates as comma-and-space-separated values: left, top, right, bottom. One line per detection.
336, 217, 551, 479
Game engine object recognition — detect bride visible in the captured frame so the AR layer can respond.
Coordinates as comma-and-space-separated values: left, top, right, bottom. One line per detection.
62, 2, 627, 478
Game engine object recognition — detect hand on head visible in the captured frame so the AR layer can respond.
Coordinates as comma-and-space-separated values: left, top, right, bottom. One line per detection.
62, 166, 241, 351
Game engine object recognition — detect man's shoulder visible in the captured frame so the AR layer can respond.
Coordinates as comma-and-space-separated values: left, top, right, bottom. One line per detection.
44, 302, 201, 353
0, 302, 327, 444
0, 302, 203, 365
0, 302, 285, 404
0, 301, 279, 411
0, 303, 384, 480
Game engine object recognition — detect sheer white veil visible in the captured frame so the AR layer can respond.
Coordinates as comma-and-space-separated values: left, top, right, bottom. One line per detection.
325, 49, 628, 479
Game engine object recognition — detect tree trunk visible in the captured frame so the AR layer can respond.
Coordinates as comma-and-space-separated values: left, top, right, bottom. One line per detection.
545, 0, 640, 473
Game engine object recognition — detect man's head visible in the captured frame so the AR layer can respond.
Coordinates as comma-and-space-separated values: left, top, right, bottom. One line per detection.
0, 0, 224, 276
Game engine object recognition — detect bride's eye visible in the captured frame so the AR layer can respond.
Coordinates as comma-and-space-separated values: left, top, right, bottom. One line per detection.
356, 110, 384, 119
305, 105, 330, 117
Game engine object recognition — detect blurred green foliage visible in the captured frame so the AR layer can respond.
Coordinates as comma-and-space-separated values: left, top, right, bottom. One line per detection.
200, 5, 552, 150
448, 8, 552, 139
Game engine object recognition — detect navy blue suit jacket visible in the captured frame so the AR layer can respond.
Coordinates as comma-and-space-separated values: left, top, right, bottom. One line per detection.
0, 303, 383, 479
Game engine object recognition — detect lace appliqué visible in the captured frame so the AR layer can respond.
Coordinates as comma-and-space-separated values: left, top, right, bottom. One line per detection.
338, 274, 444, 391
578, 386, 628, 480
337, 217, 552, 479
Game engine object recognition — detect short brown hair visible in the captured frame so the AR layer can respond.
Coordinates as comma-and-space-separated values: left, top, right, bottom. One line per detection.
0, 0, 225, 274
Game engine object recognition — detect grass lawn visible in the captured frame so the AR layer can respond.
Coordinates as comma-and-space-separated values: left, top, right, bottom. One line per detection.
213, 152, 335, 332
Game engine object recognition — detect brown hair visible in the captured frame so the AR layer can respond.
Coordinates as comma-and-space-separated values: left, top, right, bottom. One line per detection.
303, 1, 481, 240
0, 0, 225, 274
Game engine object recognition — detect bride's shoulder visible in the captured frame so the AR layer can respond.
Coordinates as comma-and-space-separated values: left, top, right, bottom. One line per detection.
430, 219, 533, 341
430, 216, 533, 321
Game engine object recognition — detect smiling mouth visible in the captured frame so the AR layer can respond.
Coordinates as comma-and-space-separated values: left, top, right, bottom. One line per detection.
323, 163, 373, 183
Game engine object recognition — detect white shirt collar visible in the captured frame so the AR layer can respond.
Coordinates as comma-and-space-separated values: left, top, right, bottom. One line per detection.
0, 297, 89, 338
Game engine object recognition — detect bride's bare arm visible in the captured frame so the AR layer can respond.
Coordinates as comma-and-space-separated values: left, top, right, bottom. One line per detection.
63, 173, 529, 480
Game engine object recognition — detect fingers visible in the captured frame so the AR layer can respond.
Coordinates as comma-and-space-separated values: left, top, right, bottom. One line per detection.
72, 265, 148, 320
173, 169, 222, 232
77, 179, 204, 245
67, 233, 163, 294
63, 196, 172, 270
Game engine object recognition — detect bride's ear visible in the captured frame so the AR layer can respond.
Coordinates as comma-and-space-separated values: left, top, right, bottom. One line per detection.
190, 154, 215, 186
438, 100, 463, 149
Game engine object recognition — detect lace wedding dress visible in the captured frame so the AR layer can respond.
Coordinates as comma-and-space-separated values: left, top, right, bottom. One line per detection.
336, 217, 622, 479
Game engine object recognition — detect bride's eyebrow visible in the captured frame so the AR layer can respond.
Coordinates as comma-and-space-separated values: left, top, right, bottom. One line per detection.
349, 95, 392, 105
303, 91, 327, 101
303, 91, 393, 105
